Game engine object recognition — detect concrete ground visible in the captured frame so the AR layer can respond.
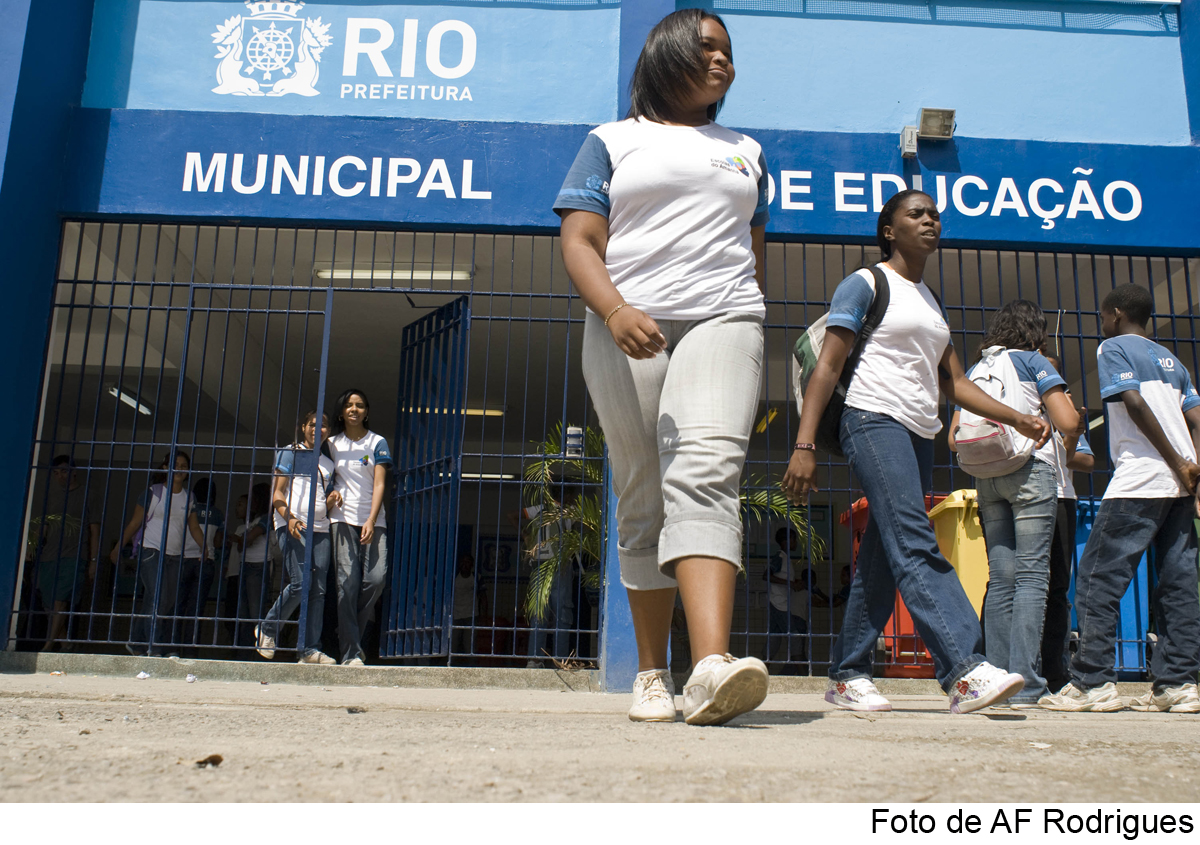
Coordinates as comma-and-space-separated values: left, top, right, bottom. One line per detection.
1, 656, 1198, 802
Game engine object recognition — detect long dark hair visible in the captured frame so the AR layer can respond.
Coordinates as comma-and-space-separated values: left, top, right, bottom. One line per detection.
876, 189, 930, 260
627, 9, 730, 124
977, 300, 1048, 361
152, 450, 190, 485
295, 410, 334, 459
331, 388, 370, 435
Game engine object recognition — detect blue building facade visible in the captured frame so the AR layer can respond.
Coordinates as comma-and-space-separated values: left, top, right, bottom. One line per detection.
2, 0, 1197, 685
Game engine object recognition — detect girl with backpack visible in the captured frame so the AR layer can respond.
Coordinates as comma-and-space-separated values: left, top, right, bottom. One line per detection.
554, 9, 772, 725
782, 189, 1051, 714
949, 302, 1081, 706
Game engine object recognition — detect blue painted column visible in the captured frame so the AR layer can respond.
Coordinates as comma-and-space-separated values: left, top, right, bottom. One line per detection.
1182, 0, 1200, 143
598, 465, 639, 692
0, 1, 95, 647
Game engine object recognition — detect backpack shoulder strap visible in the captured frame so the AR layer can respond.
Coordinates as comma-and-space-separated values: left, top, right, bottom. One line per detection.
838, 266, 891, 388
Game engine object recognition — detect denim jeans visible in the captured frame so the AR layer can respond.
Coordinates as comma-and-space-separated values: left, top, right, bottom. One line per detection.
830, 410, 985, 691
261, 527, 331, 655
129, 547, 181, 654
976, 457, 1058, 701
332, 522, 388, 664
763, 605, 809, 664
176, 556, 217, 648
237, 561, 266, 648
1042, 499, 1077, 694
1071, 496, 1200, 689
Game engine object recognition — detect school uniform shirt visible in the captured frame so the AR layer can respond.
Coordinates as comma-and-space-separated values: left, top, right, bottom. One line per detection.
962, 348, 1066, 467
1098, 335, 1200, 499
328, 431, 393, 528
138, 484, 194, 556
552, 117, 769, 321
825, 264, 951, 439
241, 514, 272, 564
273, 446, 335, 533
184, 504, 225, 560
1054, 433, 1093, 501
766, 551, 812, 617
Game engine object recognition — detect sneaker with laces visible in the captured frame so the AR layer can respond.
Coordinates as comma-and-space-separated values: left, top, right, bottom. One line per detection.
628, 669, 677, 722
1037, 681, 1125, 712
254, 625, 275, 660
1128, 683, 1200, 713
825, 678, 892, 712
298, 650, 337, 665
949, 662, 1024, 714
682, 654, 769, 726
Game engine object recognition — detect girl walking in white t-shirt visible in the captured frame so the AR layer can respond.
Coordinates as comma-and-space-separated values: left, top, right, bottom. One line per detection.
783, 190, 1051, 714
327, 389, 392, 666
111, 451, 207, 656
256, 412, 338, 665
555, 10, 771, 725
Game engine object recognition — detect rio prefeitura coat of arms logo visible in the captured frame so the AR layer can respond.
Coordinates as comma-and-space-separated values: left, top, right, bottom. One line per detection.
212, 1, 333, 97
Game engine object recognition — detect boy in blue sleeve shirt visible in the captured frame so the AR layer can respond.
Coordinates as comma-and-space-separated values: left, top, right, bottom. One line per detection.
1041, 284, 1200, 713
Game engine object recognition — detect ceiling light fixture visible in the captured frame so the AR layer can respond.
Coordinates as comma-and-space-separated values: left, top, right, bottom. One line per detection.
108, 386, 152, 416
315, 268, 473, 282
405, 407, 504, 417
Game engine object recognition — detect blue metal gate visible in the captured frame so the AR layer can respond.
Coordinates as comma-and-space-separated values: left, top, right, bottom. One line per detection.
383, 296, 472, 658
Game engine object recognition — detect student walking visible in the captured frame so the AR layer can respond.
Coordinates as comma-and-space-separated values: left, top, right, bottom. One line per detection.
782, 190, 1051, 714
328, 389, 392, 666
111, 452, 207, 656
1041, 284, 1200, 712
555, 9, 772, 725
257, 412, 338, 665
949, 302, 1081, 706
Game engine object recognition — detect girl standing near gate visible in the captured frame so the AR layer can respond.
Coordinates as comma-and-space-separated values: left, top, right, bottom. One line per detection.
782, 190, 1051, 713
328, 389, 392, 666
556, 9, 771, 725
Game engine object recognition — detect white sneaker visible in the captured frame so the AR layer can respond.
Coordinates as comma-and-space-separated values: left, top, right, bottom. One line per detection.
1128, 683, 1200, 713
343, 657, 365, 667
1038, 681, 1125, 712
826, 678, 892, 712
254, 626, 275, 660
298, 651, 337, 665
628, 669, 677, 722
949, 662, 1024, 714
682, 654, 769, 726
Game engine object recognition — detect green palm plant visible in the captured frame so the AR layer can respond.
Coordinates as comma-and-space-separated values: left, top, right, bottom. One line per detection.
521, 424, 825, 620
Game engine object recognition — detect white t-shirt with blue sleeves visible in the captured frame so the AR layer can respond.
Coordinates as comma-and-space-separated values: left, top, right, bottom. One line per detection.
1098, 334, 1200, 498
826, 263, 951, 439
553, 118, 768, 321
329, 431, 393, 528
1054, 432, 1093, 500
273, 446, 335, 533
964, 349, 1066, 467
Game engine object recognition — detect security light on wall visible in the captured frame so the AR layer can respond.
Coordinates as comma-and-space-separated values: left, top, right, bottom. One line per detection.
901, 108, 956, 158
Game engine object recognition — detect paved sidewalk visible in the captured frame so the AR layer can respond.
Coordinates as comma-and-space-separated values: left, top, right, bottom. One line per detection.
2, 668, 1198, 802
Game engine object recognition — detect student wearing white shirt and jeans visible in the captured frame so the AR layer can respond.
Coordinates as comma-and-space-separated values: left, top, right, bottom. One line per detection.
257, 412, 338, 665
327, 389, 393, 666
556, 10, 772, 725
111, 452, 207, 656
783, 190, 1051, 714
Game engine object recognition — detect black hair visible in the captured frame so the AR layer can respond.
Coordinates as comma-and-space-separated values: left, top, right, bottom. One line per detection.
192, 477, 216, 505
296, 410, 334, 458
774, 525, 799, 546
52, 454, 74, 468
627, 9, 730, 124
153, 450, 190, 485
977, 300, 1048, 361
876, 189, 933, 259
249, 481, 271, 520
332, 388, 370, 435
1101, 283, 1153, 328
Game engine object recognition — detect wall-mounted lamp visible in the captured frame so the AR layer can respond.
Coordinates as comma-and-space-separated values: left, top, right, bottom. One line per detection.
900, 108, 956, 158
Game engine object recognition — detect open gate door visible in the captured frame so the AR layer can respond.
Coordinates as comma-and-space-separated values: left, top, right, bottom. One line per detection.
382, 296, 471, 658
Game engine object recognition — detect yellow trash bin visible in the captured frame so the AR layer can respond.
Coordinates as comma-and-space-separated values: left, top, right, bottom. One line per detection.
928, 489, 989, 617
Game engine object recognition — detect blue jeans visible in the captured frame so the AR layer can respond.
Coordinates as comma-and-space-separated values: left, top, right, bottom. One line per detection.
176, 557, 218, 648
764, 604, 809, 663
830, 410, 985, 691
332, 522, 388, 664
261, 527, 331, 655
1071, 496, 1200, 689
1042, 499, 1077, 693
129, 547, 181, 654
976, 458, 1058, 702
